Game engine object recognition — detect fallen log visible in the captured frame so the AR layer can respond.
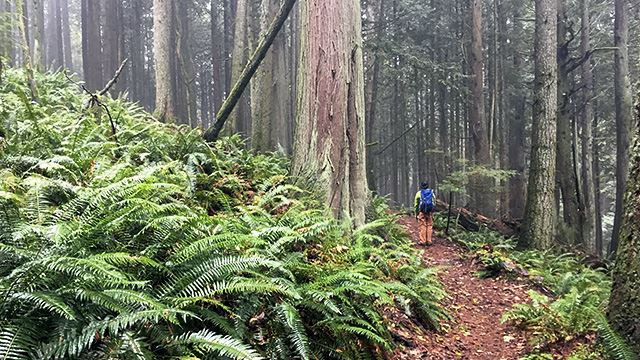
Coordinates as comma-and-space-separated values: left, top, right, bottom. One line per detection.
435, 200, 521, 238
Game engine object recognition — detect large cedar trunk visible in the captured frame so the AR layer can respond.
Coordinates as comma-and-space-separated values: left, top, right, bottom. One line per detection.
608, 93, 640, 351
153, 0, 176, 122
292, 0, 368, 227
521, 0, 557, 249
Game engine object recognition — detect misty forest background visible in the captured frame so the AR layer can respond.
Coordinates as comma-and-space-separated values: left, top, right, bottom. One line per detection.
3, 0, 640, 358
3, 0, 639, 258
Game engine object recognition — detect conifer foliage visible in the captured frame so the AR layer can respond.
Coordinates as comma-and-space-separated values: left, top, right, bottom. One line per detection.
0, 69, 446, 359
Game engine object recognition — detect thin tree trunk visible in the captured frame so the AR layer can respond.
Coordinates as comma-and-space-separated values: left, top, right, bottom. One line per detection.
469, 0, 492, 215
211, 0, 225, 113
521, 0, 558, 249
60, 0, 71, 69
556, 1, 581, 246
31, 0, 45, 70
129, 0, 144, 102
104, 0, 122, 94
227, 0, 250, 135
252, 0, 290, 152
580, 0, 596, 255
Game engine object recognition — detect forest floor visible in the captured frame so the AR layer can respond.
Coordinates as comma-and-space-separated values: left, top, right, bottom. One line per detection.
388, 216, 532, 359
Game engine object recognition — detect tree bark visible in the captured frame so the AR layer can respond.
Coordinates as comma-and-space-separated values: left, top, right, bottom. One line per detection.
521, 0, 557, 249
291, 0, 368, 226
608, 92, 640, 352
469, 0, 492, 216
153, 0, 176, 122
610, 0, 633, 255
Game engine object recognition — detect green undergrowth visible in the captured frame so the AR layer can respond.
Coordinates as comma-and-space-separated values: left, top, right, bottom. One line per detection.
0, 69, 447, 359
437, 216, 636, 360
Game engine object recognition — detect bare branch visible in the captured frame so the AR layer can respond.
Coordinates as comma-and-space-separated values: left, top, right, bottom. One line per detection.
99, 58, 129, 96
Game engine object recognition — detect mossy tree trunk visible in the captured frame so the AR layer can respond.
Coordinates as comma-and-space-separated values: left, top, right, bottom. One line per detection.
292, 0, 368, 227
608, 93, 640, 351
521, 0, 557, 249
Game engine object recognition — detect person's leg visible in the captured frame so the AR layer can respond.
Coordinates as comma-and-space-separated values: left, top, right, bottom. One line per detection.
426, 212, 434, 245
418, 213, 427, 244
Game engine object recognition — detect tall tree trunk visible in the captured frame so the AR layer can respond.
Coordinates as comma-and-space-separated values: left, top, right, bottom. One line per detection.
104, 0, 123, 94
81, 0, 103, 91
31, 0, 45, 70
153, 0, 176, 122
129, 0, 144, 102
175, 0, 197, 125
53, 0, 63, 68
211, 0, 225, 113
292, 0, 368, 226
469, 0, 492, 215
556, 1, 581, 246
60, 0, 71, 69
251, 0, 290, 152
610, 0, 633, 255
593, 95, 604, 256
0, 1, 5, 60
521, 0, 557, 249
508, 2, 526, 219
227, 0, 250, 136
365, 0, 385, 191
608, 92, 640, 352
579, 0, 596, 254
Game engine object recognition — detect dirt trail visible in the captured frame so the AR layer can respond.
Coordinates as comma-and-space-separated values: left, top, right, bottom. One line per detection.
390, 217, 531, 360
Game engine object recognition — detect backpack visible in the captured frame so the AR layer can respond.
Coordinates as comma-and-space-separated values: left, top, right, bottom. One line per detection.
419, 189, 434, 213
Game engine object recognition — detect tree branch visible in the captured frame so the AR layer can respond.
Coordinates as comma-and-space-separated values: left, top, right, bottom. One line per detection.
203, 0, 297, 142
99, 58, 129, 96
375, 120, 420, 155
566, 47, 617, 74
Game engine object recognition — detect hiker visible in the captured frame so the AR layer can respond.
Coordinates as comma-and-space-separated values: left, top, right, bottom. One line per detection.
415, 182, 435, 245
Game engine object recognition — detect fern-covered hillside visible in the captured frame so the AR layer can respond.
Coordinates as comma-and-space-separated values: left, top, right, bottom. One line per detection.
0, 69, 446, 359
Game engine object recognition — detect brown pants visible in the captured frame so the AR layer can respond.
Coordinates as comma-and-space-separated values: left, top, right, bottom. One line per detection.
418, 212, 434, 245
